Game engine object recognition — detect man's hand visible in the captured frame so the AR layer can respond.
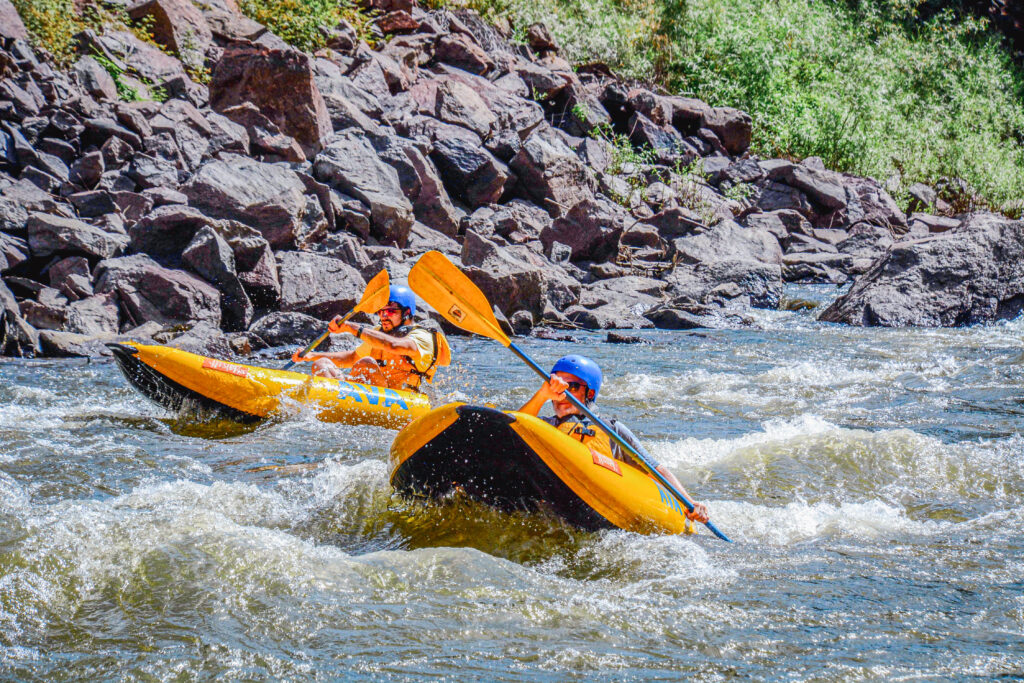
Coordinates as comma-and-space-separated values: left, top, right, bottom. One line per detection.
328, 316, 357, 335
686, 501, 710, 524
537, 374, 568, 402
291, 348, 312, 364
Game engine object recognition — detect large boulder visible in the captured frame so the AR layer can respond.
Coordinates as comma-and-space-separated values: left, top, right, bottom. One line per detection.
460, 230, 579, 317
819, 213, 1024, 326
128, 0, 213, 72
541, 197, 630, 263
510, 125, 594, 215
64, 293, 120, 335
1, 0, 29, 40
370, 134, 461, 238
210, 44, 332, 157
313, 131, 415, 247
128, 205, 214, 266
26, 213, 128, 260
94, 254, 221, 328
248, 311, 323, 347
276, 251, 366, 320
565, 276, 665, 329
182, 226, 254, 331
667, 220, 783, 308
182, 155, 316, 249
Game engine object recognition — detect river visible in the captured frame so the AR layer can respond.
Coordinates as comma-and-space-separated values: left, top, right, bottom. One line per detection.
2, 285, 1023, 680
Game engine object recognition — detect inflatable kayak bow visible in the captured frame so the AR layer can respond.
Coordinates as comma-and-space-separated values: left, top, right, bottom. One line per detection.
390, 402, 699, 535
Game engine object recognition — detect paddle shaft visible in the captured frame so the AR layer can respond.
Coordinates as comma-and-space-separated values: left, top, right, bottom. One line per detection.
509, 341, 732, 543
281, 310, 357, 371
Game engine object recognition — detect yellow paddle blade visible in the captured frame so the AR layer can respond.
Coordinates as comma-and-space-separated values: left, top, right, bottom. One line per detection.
352, 269, 390, 316
408, 251, 511, 346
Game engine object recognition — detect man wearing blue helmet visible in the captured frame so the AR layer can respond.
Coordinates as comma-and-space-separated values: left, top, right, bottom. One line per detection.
292, 284, 450, 393
519, 354, 710, 523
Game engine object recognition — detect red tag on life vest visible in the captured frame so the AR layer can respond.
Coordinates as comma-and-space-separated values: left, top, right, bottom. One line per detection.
202, 358, 248, 378
591, 449, 622, 476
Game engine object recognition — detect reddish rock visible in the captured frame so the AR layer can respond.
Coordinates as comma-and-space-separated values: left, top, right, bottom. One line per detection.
435, 34, 494, 75
0, 0, 28, 40
374, 10, 420, 34
210, 45, 332, 158
129, 0, 212, 70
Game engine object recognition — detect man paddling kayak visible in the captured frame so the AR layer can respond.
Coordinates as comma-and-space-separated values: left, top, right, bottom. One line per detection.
519, 354, 710, 523
291, 285, 450, 393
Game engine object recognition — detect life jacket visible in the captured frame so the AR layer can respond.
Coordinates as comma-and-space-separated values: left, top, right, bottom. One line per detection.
366, 324, 450, 392
550, 414, 616, 460
546, 414, 645, 469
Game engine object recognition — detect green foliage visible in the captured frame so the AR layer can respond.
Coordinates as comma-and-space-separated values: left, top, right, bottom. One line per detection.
439, 0, 1024, 210
12, 0, 86, 65
12, 0, 165, 66
592, 123, 656, 175
236, 0, 374, 52
90, 49, 169, 102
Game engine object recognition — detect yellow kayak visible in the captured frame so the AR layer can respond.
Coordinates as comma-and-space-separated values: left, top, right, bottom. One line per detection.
390, 402, 697, 534
108, 342, 431, 427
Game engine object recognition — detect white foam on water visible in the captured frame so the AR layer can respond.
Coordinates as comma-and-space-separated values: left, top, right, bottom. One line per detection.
715, 498, 951, 545
647, 413, 843, 469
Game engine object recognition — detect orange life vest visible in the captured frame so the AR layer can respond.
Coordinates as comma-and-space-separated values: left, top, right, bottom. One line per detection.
365, 325, 449, 392
554, 416, 615, 459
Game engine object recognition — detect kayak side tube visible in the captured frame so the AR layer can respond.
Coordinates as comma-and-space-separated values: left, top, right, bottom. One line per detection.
389, 403, 696, 535
108, 342, 431, 428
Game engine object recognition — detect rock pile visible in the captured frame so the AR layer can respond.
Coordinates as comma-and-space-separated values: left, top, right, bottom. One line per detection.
1, 0, 1021, 357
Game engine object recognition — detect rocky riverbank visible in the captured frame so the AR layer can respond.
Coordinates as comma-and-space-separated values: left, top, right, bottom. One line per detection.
1, 0, 1022, 359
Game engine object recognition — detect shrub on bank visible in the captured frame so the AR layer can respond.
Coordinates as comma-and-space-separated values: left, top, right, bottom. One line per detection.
449, 0, 1024, 210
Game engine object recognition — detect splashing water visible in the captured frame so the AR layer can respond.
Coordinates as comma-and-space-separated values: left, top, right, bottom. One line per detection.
2, 287, 1024, 678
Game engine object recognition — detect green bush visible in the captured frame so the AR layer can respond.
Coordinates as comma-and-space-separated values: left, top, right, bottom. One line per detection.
443, 0, 1024, 210
237, 0, 367, 53
11, 0, 84, 65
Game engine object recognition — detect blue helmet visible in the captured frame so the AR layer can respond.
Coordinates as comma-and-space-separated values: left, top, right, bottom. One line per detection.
551, 355, 602, 400
388, 284, 417, 318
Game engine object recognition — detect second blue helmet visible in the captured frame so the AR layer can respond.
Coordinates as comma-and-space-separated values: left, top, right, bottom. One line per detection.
551, 355, 602, 400
389, 284, 417, 317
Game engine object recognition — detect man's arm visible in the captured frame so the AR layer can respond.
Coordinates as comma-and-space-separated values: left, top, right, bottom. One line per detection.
519, 374, 568, 416
612, 421, 709, 523
291, 349, 360, 367
334, 321, 421, 356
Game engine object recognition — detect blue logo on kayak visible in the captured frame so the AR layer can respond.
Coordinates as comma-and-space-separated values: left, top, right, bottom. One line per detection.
336, 382, 408, 411
656, 483, 685, 516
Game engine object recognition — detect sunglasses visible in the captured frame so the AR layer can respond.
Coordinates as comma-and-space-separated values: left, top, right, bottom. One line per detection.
565, 381, 588, 393
376, 306, 403, 316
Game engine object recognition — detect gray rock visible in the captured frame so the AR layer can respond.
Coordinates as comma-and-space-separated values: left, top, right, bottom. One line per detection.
460, 230, 579, 317
128, 205, 213, 266
819, 213, 1024, 326
65, 293, 119, 335
276, 251, 366, 320
313, 131, 415, 247
166, 321, 233, 358
248, 310, 324, 347
183, 155, 313, 249
26, 213, 128, 259
541, 196, 630, 263
511, 125, 594, 214
73, 56, 118, 102
182, 226, 254, 331
94, 253, 221, 328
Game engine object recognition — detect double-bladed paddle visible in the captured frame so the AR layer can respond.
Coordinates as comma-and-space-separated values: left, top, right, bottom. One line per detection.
283, 269, 391, 371
408, 250, 732, 542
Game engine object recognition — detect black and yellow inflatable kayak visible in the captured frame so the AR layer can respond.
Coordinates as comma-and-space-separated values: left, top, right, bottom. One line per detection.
108, 342, 431, 427
390, 402, 697, 534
